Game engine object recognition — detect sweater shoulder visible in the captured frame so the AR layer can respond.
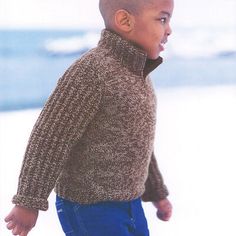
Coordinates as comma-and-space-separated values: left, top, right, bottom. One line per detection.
60, 48, 105, 86
59, 46, 127, 90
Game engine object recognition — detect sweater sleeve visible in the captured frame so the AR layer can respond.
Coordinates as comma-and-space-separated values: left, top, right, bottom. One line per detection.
142, 152, 169, 202
12, 61, 103, 211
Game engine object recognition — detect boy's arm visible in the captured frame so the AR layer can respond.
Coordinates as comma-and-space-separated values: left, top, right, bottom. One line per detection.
142, 152, 169, 202
142, 152, 172, 221
12, 61, 103, 211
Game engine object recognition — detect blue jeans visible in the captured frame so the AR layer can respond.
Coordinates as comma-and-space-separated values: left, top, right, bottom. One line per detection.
55, 195, 150, 236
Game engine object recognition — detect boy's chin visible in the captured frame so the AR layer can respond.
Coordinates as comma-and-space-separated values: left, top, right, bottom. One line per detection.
147, 53, 160, 60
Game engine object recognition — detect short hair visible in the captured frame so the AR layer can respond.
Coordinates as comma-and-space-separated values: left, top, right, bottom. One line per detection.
99, 0, 153, 27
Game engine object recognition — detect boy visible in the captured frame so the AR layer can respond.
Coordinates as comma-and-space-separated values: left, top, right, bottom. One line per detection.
5, 0, 174, 235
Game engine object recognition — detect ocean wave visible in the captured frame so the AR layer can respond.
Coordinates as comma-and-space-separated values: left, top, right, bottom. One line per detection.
44, 32, 100, 56
43, 28, 236, 58
166, 27, 236, 59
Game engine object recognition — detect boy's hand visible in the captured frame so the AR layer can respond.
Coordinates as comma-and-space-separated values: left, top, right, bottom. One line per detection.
153, 198, 172, 221
5, 205, 38, 236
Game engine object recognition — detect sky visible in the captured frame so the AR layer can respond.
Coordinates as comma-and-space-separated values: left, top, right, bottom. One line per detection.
0, 0, 103, 29
0, 0, 235, 29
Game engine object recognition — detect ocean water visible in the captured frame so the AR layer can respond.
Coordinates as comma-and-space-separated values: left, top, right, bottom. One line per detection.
0, 29, 236, 111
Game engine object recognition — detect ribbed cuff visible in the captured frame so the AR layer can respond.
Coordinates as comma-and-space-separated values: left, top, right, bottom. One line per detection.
141, 174, 169, 202
141, 187, 169, 202
12, 194, 48, 211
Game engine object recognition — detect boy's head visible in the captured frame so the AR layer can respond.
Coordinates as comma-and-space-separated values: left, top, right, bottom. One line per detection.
99, 0, 174, 59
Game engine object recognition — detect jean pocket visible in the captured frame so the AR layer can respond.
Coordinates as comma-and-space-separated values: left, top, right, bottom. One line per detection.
56, 200, 74, 235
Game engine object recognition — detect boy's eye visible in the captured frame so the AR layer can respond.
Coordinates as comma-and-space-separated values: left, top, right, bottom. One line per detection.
160, 17, 167, 24
156, 17, 168, 25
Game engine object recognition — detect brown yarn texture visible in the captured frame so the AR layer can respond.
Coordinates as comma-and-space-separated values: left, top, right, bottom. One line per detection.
12, 30, 168, 211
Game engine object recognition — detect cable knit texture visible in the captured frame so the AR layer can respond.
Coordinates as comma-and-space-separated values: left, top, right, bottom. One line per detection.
12, 29, 169, 211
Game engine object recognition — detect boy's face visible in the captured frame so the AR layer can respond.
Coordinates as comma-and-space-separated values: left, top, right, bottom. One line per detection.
129, 0, 174, 59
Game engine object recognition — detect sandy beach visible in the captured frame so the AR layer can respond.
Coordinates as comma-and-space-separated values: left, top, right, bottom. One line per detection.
1, 85, 236, 236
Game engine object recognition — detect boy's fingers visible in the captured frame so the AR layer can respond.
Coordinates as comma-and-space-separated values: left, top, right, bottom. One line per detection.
20, 230, 29, 236
162, 213, 171, 221
164, 212, 171, 221
7, 221, 16, 230
157, 209, 172, 221
12, 224, 23, 235
4, 214, 13, 222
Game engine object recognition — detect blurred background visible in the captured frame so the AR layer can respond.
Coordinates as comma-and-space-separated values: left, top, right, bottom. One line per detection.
0, 0, 236, 110
0, 0, 236, 236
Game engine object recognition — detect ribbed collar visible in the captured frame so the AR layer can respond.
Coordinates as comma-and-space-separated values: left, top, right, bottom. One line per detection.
98, 29, 163, 78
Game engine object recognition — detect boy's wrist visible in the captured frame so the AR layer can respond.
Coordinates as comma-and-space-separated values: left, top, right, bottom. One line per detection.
15, 204, 39, 213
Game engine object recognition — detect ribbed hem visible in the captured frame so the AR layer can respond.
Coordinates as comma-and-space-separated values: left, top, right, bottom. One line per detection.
55, 183, 145, 205
12, 194, 48, 211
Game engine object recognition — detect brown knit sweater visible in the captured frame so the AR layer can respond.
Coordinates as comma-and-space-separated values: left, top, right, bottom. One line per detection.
12, 29, 168, 211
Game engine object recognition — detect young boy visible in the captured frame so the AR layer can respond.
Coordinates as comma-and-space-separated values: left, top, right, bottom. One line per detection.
5, 0, 174, 235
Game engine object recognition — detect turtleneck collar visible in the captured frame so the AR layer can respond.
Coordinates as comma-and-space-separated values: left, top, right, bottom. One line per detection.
98, 29, 163, 78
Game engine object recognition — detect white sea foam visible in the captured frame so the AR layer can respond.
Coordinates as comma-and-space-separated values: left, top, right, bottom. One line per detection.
44, 32, 100, 55
167, 27, 236, 58
44, 27, 236, 58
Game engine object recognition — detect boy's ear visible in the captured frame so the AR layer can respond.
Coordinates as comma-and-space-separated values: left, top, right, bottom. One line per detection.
114, 9, 134, 32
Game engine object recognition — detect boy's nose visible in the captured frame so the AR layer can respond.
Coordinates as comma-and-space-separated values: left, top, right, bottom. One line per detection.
166, 24, 172, 36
